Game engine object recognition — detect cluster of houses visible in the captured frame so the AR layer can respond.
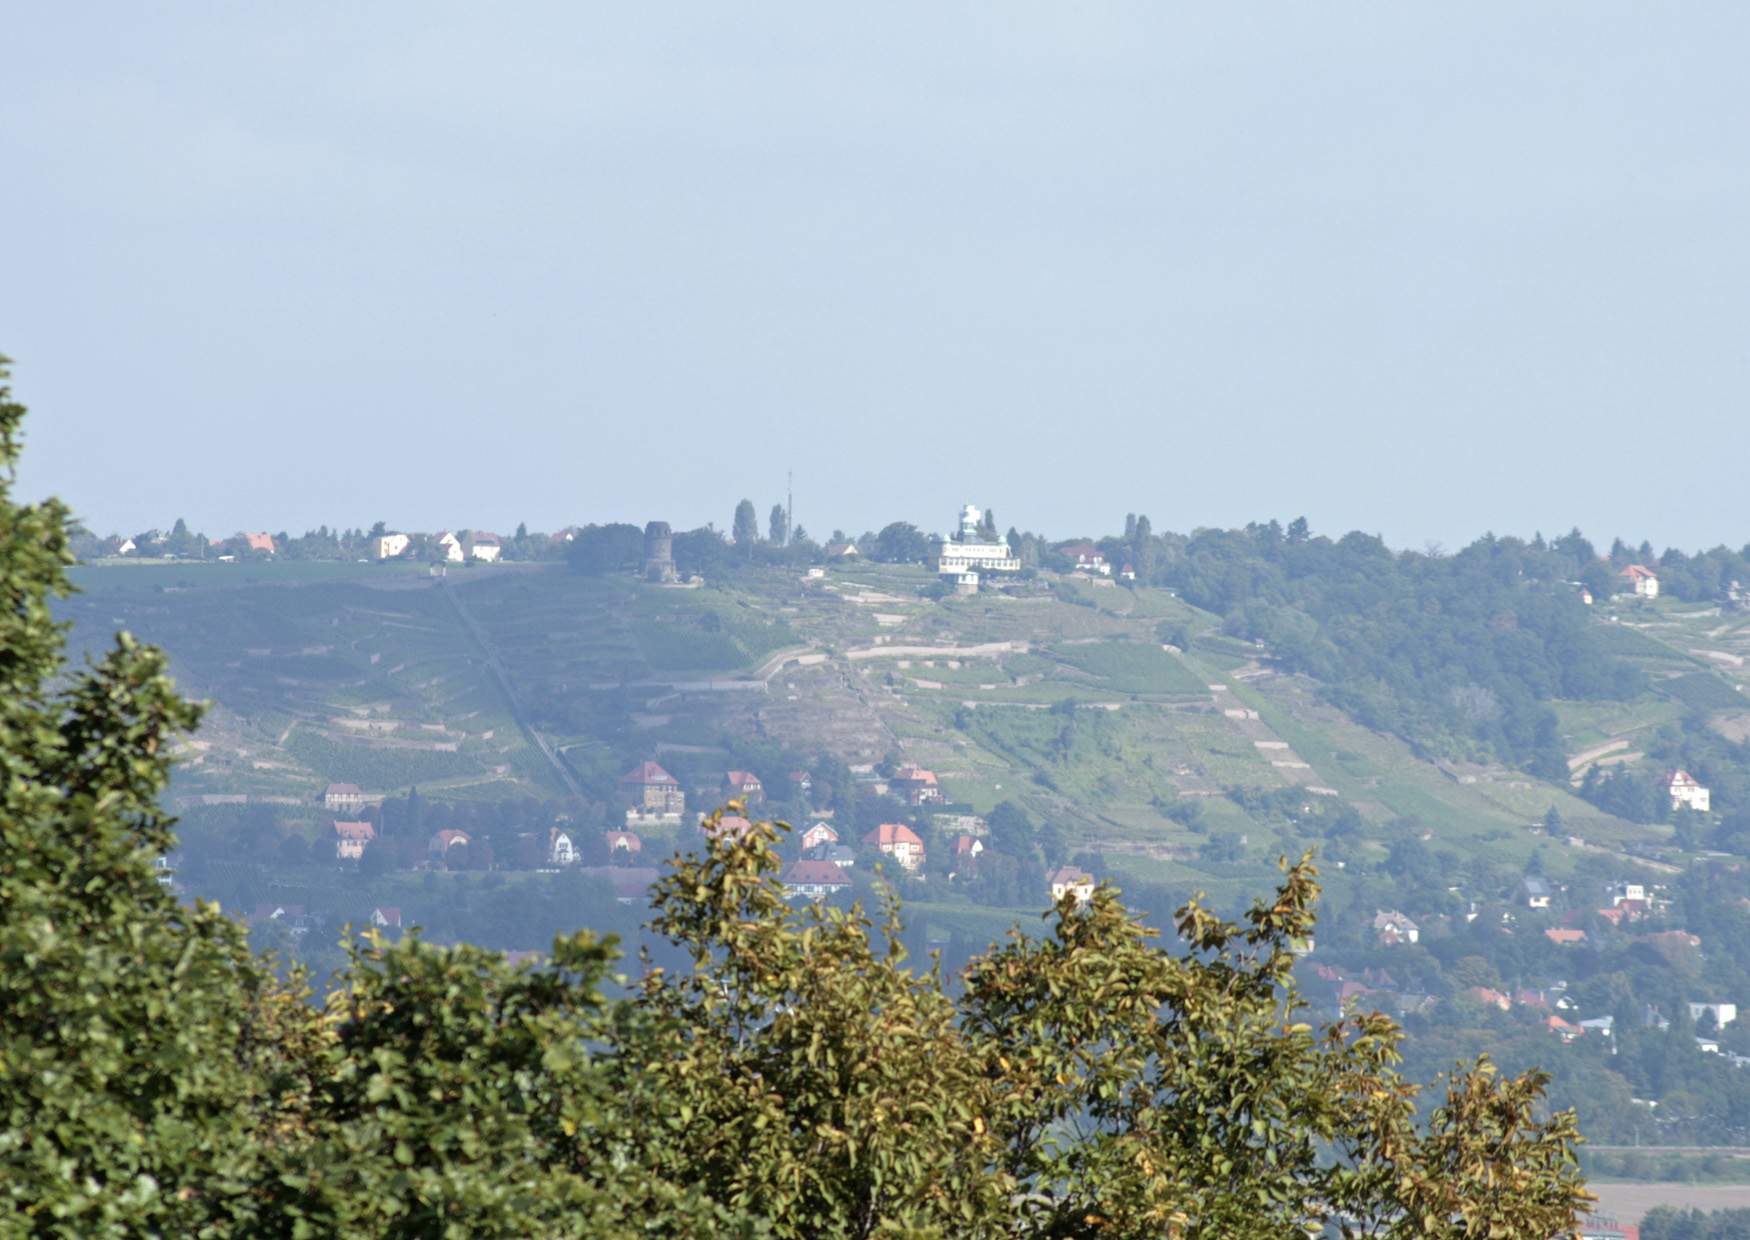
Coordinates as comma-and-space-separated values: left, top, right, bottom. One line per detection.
1348, 878, 1750, 1059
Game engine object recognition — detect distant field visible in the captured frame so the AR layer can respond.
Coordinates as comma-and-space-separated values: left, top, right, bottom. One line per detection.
70, 559, 431, 592
1048, 640, 1207, 695
1660, 672, 1748, 711
1590, 1180, 1750, 1224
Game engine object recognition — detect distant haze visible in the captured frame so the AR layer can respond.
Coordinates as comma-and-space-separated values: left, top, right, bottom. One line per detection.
4, 5, 1749, 550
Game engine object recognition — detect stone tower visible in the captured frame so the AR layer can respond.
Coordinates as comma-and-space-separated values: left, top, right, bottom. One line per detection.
643, 520, 677, 583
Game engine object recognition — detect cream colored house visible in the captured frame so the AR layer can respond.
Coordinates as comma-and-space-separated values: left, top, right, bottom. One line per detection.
1619, 564, 1659, 598
332, 820, 375, 861
372, 532, 411, 560
863, 823, 925, 871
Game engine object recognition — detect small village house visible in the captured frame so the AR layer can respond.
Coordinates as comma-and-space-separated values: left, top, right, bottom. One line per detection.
892, 764, 944, 806
1619, 564, 1659, 598
1666, 768, 1711, 813
1048, 866, 1096, 906
603, 830, 642, 857
1058, 542, 1110, 576
371, 533, 411, 560
705, 815, 757, 843
464, 530, 502, 562
434, 531, 465, 563
1688, 1001, 1738, 1029
1372, 910, 1419, 946
322, 782, 369, 812
428, 828, 471, 860
621, 760, 686, 822
1545, 928, 1587, 946
547, 828, 578, 866
240, 532, 277, 556
863, 823, 925, 871
807, 843, 858, 869
370, 906, 402, 929
332, 820, 375, 861
1520, 876, 1553, 910
800, 822, 839, 852
723, 770, 764, 803
782, 859, 852, 901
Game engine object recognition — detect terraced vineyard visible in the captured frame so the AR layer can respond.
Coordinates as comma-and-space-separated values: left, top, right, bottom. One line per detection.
66, 556, 1750, 892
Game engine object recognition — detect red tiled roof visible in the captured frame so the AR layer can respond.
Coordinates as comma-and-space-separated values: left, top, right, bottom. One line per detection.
706, 815, 756, 840
1620, 564, 1657, 580
620, 760, 678, 786
783, 859, 851, 886
604, 830, 642, 851
332, 820, 375, 842
430, 829, 470, 851
324, 782, 364, 796
864, 823, 923, 849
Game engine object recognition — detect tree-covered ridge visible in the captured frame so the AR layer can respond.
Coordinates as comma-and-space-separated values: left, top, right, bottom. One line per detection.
1162, 524, 1645, 777
0, 356, 1594, 1236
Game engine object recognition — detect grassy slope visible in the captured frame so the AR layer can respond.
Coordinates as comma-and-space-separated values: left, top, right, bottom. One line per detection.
64, 560, 1725, 884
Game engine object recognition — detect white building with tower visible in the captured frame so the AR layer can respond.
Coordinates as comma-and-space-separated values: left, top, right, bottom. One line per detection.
929, 504, 1020, 593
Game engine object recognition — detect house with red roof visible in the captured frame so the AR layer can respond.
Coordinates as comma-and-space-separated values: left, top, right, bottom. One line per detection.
704, 815, 757, 843
1547, 1015, 1583, 1044
603, 830, 642, 857
621, 760, 685, 820
863, 823, 925, 871
332, 820, 375, 860
800, 821, 839, 852
723, 770, 764, 803
1619, 564, 1659, 598
1464, 987, 1512, 1012
892, 764, 944, 806
428, 829, 471, 860
240, 532, 276, 556
463, 530, 502, 562
1545, 927, 1587, 946
1058, 541, 1110, 576
782, 859, 852, 901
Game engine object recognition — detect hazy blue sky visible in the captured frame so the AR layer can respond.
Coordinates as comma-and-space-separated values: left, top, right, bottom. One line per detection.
4, 5, 1748, 550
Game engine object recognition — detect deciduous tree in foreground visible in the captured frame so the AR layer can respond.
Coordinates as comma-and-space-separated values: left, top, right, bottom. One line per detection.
1, 356, 1590, 1236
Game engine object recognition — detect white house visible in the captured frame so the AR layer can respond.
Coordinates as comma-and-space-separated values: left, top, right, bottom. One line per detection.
863, 823, 925, 871
1619, 564, 1659, 598
1607, 880, 1647, 907
464, 531, 502, 562
323, 782, 369, 812
929, 505, 1020, 593
372, 533, 411, 560
1521, 876, 1553, 909
1689, 1001, 1738, 1029
1667, 769, 1711, 814
434, 531, 465, 563
800, 822, 839, 852
1059, 542, 1110, 576
1048, 866, 1096, 906
548, 828, 578, 866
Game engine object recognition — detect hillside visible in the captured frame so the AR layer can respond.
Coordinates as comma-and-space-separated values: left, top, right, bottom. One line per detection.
60, 553, 1735, 898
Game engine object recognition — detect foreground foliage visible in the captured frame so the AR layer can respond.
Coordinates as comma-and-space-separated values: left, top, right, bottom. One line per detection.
2, 357, 1592, 1235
